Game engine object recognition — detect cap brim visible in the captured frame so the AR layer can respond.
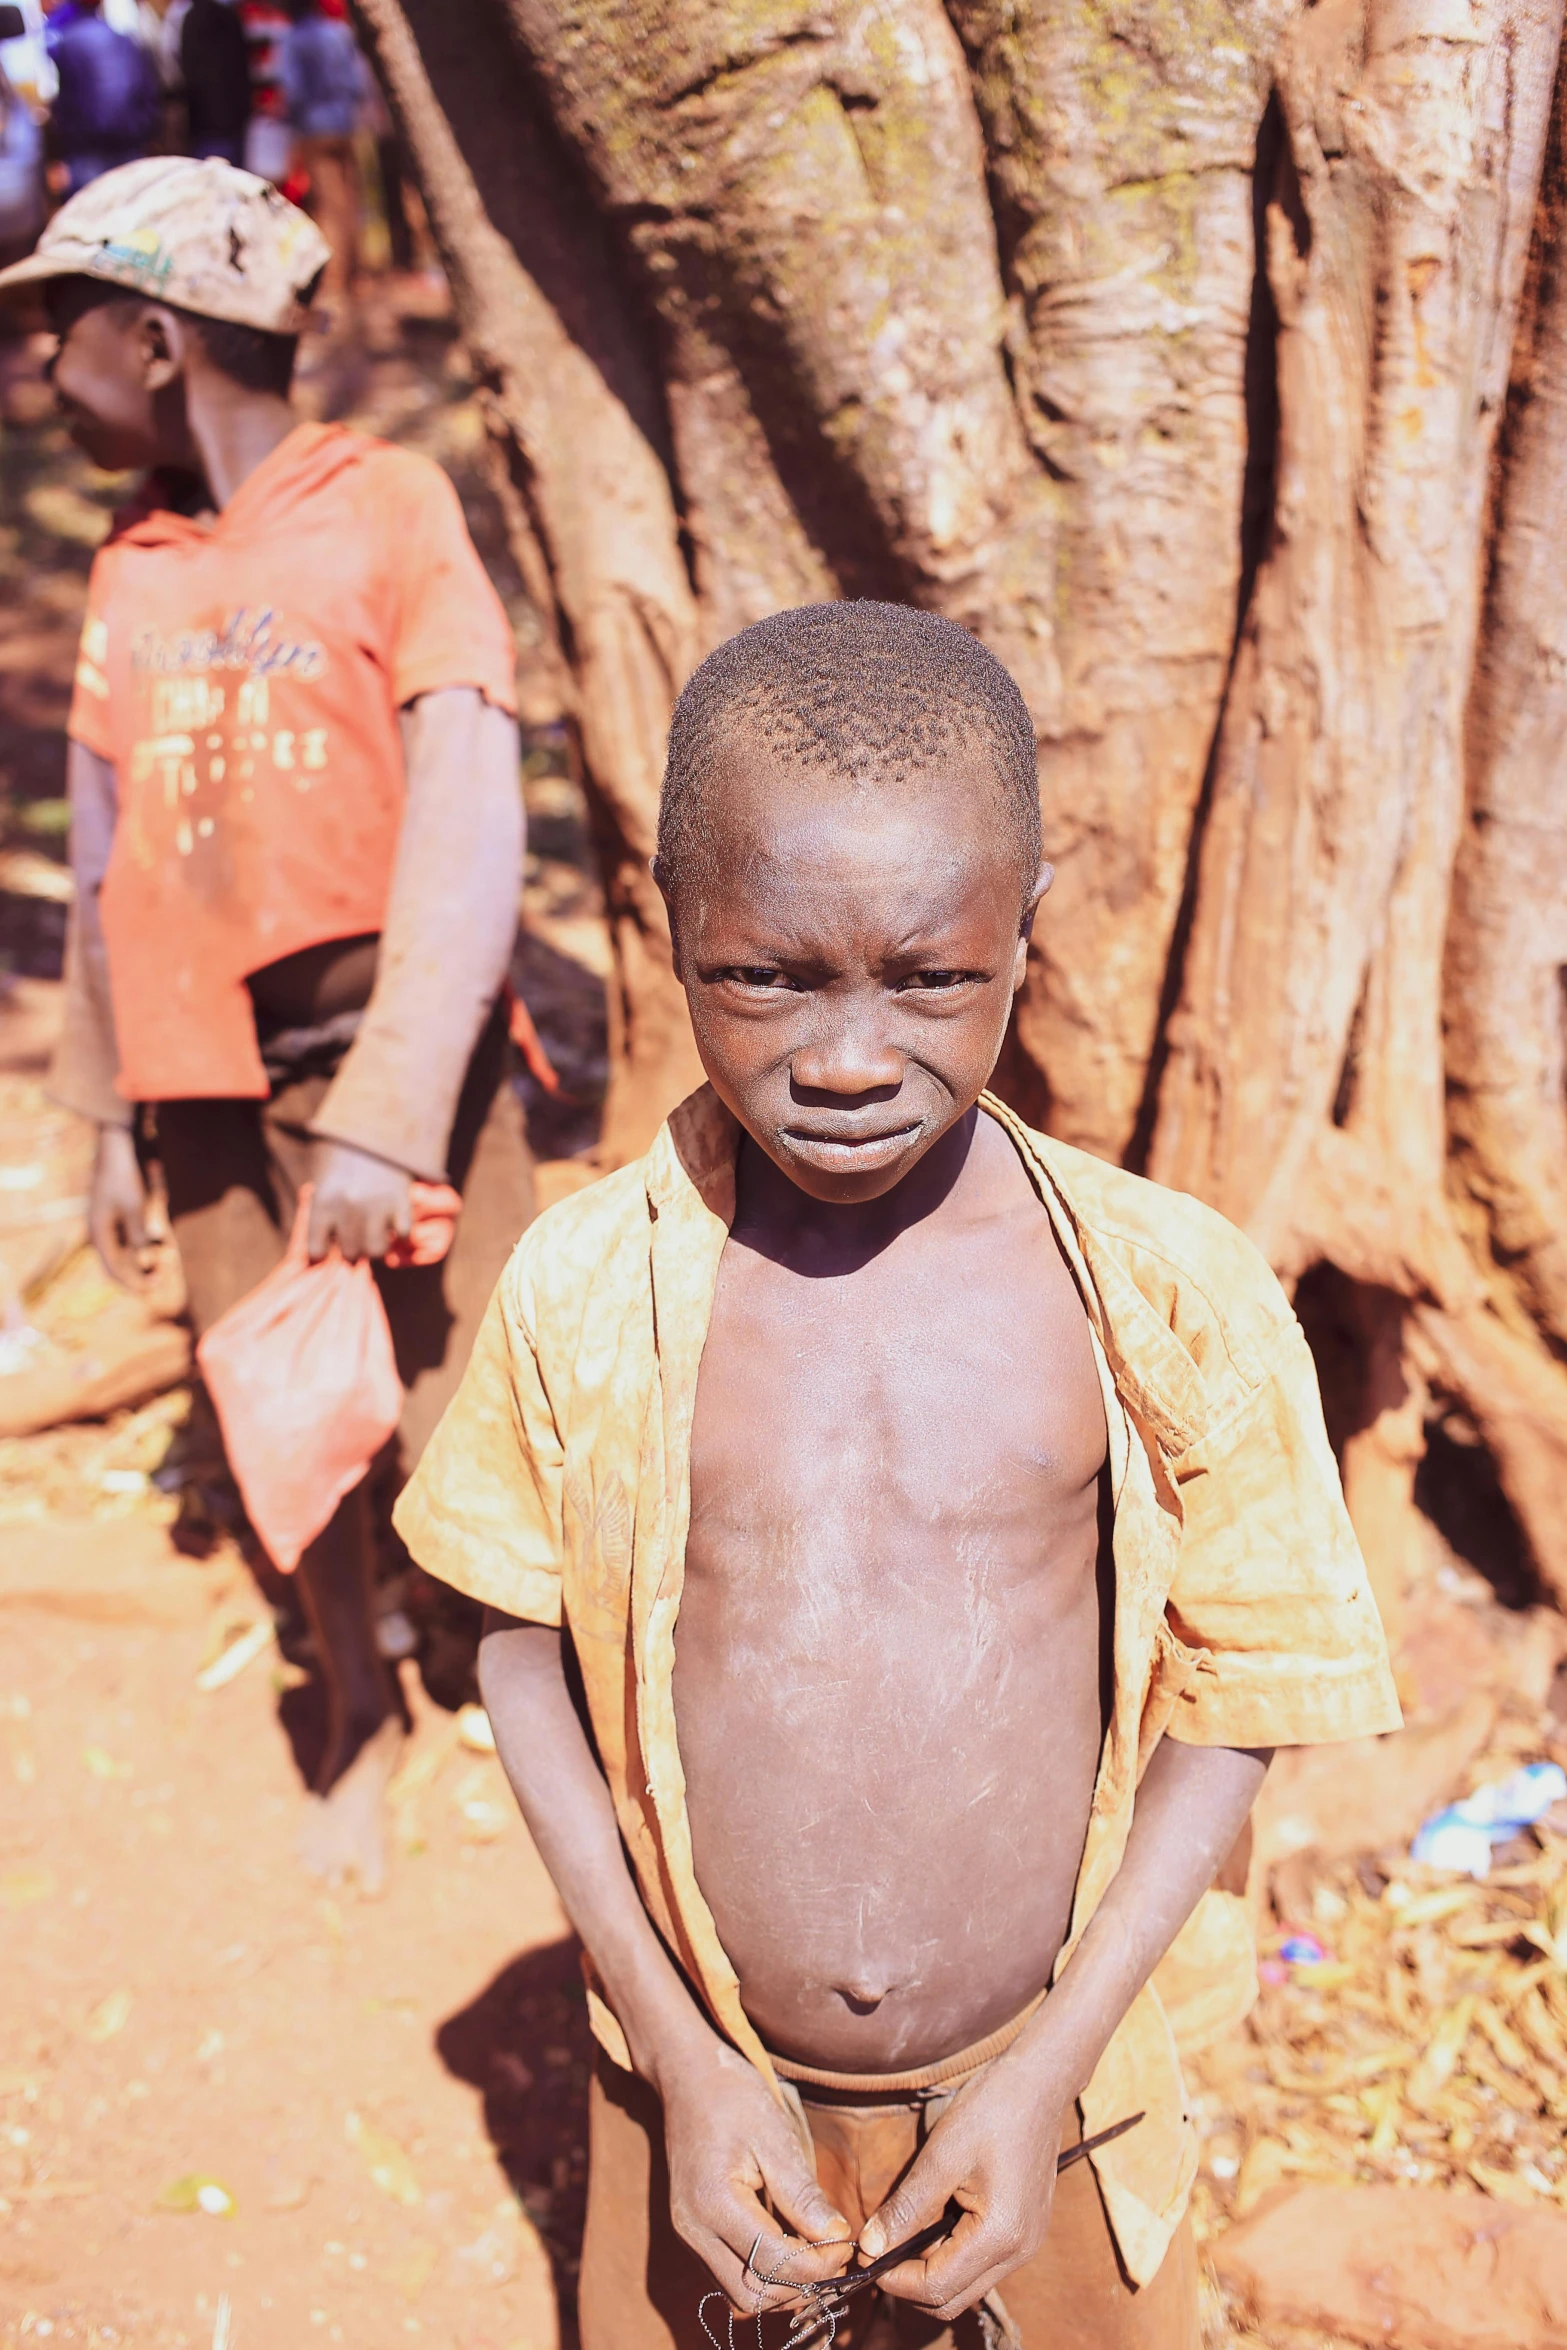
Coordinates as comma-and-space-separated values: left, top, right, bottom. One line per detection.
0, 251, 74, 304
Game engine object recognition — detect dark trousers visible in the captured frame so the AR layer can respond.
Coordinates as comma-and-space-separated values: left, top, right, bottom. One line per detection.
156, 1006, 534, 1488
579, 2056, 1200, 2350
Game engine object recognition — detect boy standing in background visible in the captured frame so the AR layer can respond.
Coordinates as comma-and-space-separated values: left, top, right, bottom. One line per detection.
0, 155, 533, 1892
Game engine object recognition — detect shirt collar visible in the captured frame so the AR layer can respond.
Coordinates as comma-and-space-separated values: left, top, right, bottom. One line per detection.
645, 1084, 737, 1222
643, 1084, 1207, 1456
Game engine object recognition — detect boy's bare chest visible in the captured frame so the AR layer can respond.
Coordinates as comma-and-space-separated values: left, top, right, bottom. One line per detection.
687, 1208, 1107, 1585
678, 1202, 1111, 2067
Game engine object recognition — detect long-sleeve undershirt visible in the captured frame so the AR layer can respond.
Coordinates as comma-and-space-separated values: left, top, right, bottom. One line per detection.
51, 735, 129, 1132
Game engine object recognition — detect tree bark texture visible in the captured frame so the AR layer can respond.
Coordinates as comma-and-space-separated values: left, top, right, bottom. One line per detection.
354, 0, 1567, 1611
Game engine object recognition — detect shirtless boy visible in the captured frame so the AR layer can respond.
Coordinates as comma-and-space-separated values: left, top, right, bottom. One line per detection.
398, 602, 1400, 2346
2, 158, 532, 1891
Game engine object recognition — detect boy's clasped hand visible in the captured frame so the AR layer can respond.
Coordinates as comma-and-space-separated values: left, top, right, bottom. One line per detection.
694, 2110, 1148, 2348
670, 2035, 1076, 2324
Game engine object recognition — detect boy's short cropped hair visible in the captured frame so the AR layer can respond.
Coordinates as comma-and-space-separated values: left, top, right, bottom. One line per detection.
178, 305, 304, 397
46, 275, 301, 396
658, 600, 1043, 893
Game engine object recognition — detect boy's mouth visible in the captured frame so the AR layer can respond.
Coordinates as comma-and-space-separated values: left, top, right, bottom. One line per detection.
781, 1121, 921, 1172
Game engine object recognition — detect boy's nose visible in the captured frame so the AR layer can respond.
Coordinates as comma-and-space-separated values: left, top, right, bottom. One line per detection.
790, 1024, 903, 1099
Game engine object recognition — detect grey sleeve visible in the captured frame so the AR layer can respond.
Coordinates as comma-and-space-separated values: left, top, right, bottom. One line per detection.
309, 688, 525, 1179
46, 738, 131, 1129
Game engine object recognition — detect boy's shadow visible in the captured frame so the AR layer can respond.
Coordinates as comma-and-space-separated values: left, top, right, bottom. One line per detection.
436, 1936, 594, 2336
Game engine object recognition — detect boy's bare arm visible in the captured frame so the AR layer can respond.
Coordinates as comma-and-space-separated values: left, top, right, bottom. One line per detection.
54, 740, 125, 1112
308, 688, 524, 1257
863, 1736, 1270, 2319
478, 1612, 853, 2310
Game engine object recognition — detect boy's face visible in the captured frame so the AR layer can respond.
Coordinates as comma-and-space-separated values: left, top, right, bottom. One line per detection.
664, 750, 1050, 1205
46, 280, 184, 471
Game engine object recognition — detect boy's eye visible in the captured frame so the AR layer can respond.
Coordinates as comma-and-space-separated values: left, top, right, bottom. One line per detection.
719, 966, 804, 991
899, 970, 979, 990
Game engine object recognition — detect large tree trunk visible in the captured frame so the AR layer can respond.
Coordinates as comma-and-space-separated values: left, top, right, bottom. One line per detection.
354, 0, 1567, 1612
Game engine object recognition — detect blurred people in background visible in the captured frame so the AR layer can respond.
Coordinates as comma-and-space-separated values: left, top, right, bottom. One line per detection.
177, 0, 246, 161
45, 0, 160, 191
278, 0, 362, 302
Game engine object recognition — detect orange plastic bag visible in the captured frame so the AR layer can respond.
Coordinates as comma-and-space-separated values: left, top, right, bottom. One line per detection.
196, 1188, 403, 1573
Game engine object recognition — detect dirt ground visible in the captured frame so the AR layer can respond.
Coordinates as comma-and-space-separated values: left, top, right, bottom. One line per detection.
8, 276, 1567, 2350
0, 1522, 585, 2349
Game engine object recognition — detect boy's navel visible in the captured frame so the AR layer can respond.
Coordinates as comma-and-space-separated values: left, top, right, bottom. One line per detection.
835, 1980, 893, 2015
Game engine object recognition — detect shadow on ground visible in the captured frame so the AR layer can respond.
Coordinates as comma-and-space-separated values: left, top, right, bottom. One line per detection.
437, 1935, 595, 2335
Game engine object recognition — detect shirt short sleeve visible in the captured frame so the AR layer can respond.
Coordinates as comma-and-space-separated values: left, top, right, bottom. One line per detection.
67, 562, 114, 759
391, 1243, 563, 1625
377, 450, 519, 716
1163, 1315, 1402, 1750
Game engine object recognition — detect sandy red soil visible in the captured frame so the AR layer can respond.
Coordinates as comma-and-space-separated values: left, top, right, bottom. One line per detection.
1, 1515, 591, 2349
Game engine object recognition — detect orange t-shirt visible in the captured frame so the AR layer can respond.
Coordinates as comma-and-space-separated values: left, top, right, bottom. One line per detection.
67, 422, 518, 1103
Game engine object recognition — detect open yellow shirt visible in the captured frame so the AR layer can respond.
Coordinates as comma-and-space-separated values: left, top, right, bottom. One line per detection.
394, 1087, 1400, 2284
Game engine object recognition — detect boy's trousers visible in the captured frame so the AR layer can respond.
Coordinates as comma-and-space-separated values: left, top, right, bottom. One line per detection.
578, 2053, 1201, 2350
156, 999, 534, 1508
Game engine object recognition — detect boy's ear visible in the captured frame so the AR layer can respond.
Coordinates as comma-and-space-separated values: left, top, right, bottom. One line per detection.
651, 854, 684, 981
1021, 859, 1054, 936
138, 304, 187, 394
1013, 860, 1053, 989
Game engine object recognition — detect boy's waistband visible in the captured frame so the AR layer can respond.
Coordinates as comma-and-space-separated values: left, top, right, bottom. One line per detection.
768, 1988, 1048, 2103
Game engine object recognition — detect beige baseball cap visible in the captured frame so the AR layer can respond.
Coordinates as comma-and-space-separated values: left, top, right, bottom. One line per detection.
0, 155, 332, 334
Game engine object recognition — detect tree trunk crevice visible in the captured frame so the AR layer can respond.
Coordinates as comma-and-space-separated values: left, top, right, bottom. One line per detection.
1126, 82, 1294, 1177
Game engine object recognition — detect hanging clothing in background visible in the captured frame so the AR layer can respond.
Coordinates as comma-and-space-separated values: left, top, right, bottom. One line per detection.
237, 0, 288, 181
179, 0, 249, 163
